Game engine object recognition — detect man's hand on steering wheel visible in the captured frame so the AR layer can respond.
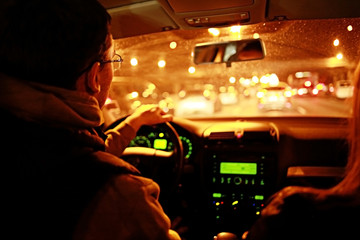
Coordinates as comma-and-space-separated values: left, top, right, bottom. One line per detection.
123, 104, 173, 132
103, 105, 184, 199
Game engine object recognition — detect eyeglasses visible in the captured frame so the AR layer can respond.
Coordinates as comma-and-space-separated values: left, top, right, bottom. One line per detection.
99, 53, 123, 71
77, 53, 123, 77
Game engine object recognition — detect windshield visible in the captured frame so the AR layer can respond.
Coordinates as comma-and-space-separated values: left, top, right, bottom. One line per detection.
107, 18, 360, 119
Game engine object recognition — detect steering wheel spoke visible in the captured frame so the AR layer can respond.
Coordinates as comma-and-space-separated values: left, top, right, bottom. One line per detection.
105, 119, 184, 197
122, 147, 174, 158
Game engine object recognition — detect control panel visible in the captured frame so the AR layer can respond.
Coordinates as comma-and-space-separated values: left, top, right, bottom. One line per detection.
202, 122, 279, 234
210, 153, 273, 220
204, 151, 276, 234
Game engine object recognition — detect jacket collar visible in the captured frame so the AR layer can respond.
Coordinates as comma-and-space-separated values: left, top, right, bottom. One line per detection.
0, 73, 104, 128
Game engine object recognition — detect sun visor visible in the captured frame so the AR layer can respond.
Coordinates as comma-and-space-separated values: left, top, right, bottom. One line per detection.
158, 0, 267, 29
108, 1, 178, 39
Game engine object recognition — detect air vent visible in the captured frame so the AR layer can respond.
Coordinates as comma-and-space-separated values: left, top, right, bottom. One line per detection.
209, 131, 235, 140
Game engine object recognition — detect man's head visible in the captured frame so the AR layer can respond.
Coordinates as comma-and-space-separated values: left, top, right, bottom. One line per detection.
0, 0, 111, 90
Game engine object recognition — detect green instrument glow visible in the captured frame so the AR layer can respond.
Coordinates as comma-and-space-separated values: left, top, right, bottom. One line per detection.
153, 138, 167, 150
220, 162, 257, 175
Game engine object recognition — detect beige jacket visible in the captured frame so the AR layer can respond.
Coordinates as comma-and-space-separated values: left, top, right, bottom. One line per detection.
0, 74, 180, 240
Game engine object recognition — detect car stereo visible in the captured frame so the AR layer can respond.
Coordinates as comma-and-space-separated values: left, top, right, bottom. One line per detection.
210, 153, 273, 217
203, 151, 277, 235
202, 123, 279, 235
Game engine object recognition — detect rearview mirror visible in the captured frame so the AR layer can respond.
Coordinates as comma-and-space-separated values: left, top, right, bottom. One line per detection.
194, 39, 265, 66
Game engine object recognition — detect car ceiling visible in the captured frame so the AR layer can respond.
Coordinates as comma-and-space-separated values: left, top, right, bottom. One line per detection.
98, 0, 360, 39
98, 0, 360, 85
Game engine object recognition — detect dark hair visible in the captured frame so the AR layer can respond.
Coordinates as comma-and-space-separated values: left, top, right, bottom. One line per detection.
0, 0, 111, 89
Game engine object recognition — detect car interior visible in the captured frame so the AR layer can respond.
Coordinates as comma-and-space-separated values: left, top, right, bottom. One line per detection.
98, 0, 359, 239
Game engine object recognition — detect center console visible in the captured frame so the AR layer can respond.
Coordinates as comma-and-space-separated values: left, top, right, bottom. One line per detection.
202, 122, 279, 235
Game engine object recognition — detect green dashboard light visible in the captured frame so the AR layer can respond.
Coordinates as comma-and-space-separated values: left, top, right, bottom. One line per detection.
255, 195, 264, 200
179, 136, 193, 159
153, 139, 167, 150
220, 162, 257, 175
212, 193, 222, 198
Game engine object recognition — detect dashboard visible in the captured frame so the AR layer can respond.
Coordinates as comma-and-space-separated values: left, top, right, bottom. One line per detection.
122, 116, 349, 238
128, 124, 194, 161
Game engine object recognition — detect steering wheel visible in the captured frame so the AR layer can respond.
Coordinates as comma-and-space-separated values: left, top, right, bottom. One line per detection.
105, 118, 184, 198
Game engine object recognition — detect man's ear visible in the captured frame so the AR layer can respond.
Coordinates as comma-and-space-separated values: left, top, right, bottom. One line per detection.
86, 62, 101, 94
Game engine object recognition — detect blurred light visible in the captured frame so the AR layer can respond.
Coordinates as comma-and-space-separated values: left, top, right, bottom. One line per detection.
142, 91, 150, 98
333, 39, 340, 46
128, 91, 139, 99
260, 75, 270, 84
316, 83, 324, 90
162, 92, 169, 98
256, 91, 265, 98
162, 107, 169, 113
188, 66, 196, 74
269, 73, 279, 86
159, 98, 174, 111
312, 89, 319, 95
179, 90, 186, 98
230, 25, 241, 33
170, 41, 177, 49
253, 33, 260, 39
304, 80, 312, 87
295, 72, 304, 78
229, 76, 236, 84
284, 90, 292, 98
148, 83, 156, 90
204, 84, 215, 90
240, 78, 251, 87
219, 86, 226, 93
130, 58, 138, 66
203, 89, 211, 98
252, 76, 259, 84
298, 88, 308, 95
180, 100, 207, 111
243, 88, 250, 97
295, 71, 311, 78
131, 100, 141, 109
208, 28, 220, 36
104, 97, 112, 105
158, 60, 166, 68
151, 92, 158, 99
347, 25, 353, 31
336, 53, 343, 60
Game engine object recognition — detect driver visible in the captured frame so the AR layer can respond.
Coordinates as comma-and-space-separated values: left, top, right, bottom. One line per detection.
0, 0, 179, 239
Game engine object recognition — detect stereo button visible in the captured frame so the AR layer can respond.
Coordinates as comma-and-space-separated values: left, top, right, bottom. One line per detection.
234, 177, 242, 185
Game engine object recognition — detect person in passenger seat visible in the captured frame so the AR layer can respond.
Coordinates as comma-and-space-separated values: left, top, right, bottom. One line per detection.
243, 60, 360, 239
0, 0, 179, 239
